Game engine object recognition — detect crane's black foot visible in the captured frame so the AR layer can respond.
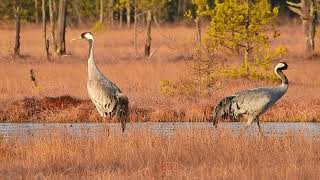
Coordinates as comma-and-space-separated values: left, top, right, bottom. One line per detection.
211, 118, 218, 128
103, 117, 110, 137
212, 122, 218, 128
104, 126, 110, 137
257, 121, 265, 137
120, 119, 126, 133
121, 124, 126, 133
258, 128, 265, 138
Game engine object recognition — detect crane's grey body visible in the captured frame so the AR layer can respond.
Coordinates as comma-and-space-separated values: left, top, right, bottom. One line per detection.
212, 62, 289, 131
77, 32, 128, 132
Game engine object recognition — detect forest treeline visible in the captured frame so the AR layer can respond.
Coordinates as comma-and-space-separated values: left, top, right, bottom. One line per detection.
1, 0, 318, 97
0, 0, 293, 25
1, 0, 317, 68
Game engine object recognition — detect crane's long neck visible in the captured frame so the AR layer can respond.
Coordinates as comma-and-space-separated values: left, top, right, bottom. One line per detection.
88, 39, 102, 80
275, 68, 288, 92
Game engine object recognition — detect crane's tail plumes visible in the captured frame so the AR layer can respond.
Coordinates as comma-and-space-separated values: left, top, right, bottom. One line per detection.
211, 96, 235, 127
115, 93, 129, 132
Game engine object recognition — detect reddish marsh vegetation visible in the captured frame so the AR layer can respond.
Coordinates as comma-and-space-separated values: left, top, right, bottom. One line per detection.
0, 25, 319, 122
0, 24, 320, 179
0, 129, 319, 179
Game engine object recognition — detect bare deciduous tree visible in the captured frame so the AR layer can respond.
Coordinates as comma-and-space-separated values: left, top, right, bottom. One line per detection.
34, 0, 39, 23
49, 0, 57, 52
134, 0, 137, 57
287, 0, 317, 57
144, 10, 152, 57
42, 0, 50, 60
74, 0, 82, 25
56, 0, 67, 55
99, 0, 104, 24
195, 17, 201, 44
119, 9, 123, 28
177, 0, 185, 20
109, 0, 114, 26
153, 11, 159, 27
127, 0, 131, 28
14, 0, 21, 56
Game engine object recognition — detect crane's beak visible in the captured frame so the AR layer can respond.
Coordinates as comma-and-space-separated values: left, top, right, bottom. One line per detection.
71, 36, 82, 42
287, 68, 297, 72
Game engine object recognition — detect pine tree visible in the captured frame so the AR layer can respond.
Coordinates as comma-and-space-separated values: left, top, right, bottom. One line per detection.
206, 0, 279, 73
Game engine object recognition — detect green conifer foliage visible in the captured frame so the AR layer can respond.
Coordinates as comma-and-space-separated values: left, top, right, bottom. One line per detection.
206, 0, 279, 74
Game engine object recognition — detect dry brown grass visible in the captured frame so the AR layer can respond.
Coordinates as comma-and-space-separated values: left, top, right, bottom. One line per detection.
0, 22, 319, 180
0, 24, 319, 122
0, 129, 319, 179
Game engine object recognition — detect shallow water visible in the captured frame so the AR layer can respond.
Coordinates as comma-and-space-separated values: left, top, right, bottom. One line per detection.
0, 122, 319, 137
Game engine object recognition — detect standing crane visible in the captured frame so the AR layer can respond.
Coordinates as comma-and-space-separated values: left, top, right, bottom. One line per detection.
211, 62, 289, 132
72, 32, 129, 132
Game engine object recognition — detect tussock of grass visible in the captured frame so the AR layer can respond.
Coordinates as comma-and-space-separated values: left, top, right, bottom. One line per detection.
0, 129, 319, 178
0, 95, 319, 123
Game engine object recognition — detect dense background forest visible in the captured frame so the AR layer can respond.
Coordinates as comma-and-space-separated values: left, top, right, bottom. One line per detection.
0, 0, 295, 24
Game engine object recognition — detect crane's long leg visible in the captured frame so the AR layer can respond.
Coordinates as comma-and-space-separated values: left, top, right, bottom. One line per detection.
103, 116, 110, 135
120, 117, 126, 133
256, 119, 261, 131
256, 118, 264, 137
245, 116, 255, 129
245, 117, 264, 137
108, 112, 112, 122
212, 117, 218, 128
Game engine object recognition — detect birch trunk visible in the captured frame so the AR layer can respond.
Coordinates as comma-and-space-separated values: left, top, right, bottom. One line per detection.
301, 0, 316, 56
99, 0, 104, 24
14, 0, 21, 56
195, 17, 201, 44
49, 0, 57, 52
42, 0, 50, 59
119, 9, 123, 28
127, 0, 131, 28
287, 0, 317, 57
144, 10, 152, 57
35, 0, 39, 23
74, 0, 82, 25
134, 0, 137, 58
56, 0, 67, 55
109, 0, 114, 27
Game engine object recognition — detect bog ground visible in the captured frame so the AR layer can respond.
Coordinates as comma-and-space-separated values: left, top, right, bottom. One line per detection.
0, 24, 319, 179
0, 25, 319, 123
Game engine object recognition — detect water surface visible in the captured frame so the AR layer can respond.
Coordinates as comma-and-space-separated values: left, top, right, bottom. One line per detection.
0, 122, 319, 138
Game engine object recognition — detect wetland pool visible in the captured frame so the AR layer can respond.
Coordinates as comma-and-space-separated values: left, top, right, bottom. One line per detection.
0, 122, 319, 138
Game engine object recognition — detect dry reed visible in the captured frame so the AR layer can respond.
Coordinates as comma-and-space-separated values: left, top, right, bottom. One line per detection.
0, 129, 319, 179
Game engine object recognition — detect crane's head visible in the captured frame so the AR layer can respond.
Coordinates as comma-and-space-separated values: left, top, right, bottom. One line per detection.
275, 62, 288, 71
71, 32, 94, 42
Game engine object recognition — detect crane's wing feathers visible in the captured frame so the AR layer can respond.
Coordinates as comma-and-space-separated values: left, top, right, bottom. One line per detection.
212, 88, 273, 123
87, 79, 121, 115
100, 77, 122, 93
233, 88, 272, 115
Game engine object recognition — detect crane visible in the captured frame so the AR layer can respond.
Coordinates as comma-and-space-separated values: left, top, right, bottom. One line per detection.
72, 32, 129, 132
211, 62, 289, 132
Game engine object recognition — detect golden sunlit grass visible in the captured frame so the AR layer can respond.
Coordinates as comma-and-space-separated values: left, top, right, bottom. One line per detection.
0, 19, 319, 180
0, 129, 319, 179
0, 25, 319, 122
